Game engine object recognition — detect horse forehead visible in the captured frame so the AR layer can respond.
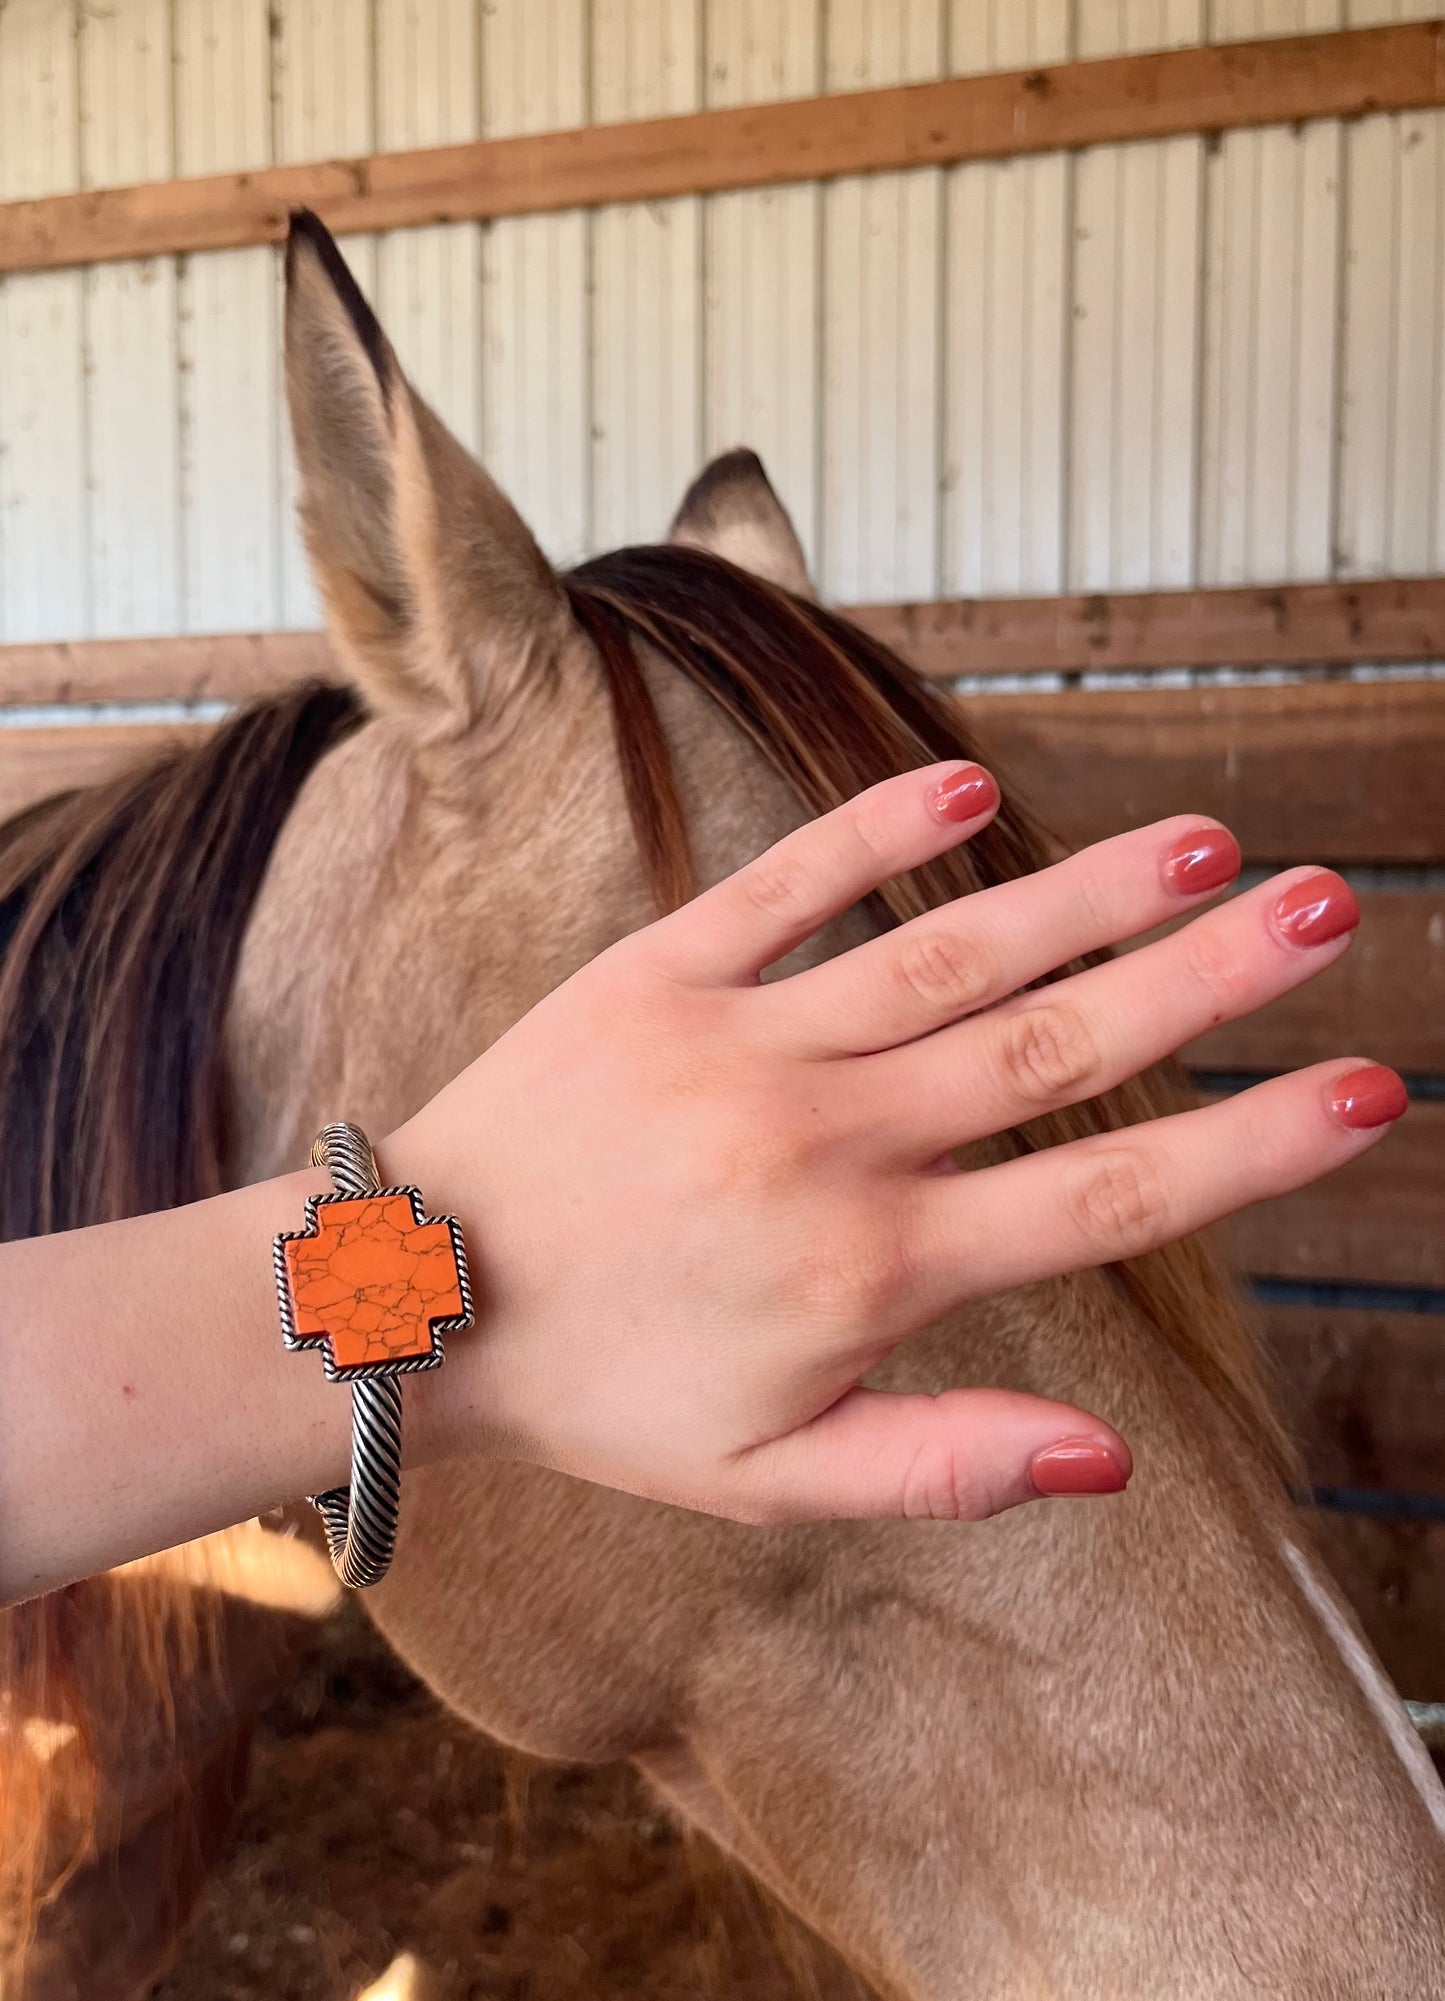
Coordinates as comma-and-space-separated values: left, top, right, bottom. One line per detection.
644, 635, 813, 866
226, 661, 813, 1174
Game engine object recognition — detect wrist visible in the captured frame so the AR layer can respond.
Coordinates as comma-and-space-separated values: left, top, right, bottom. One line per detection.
377, 1105, 516, 1471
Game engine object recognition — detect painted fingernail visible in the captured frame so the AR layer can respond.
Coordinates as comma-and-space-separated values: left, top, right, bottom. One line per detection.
928, 763, 1000, 824
1327, 1064, 1408, 1131
1030, 1439, 1130, 1497
1161, 825, 1241, 897
1273, 871, 1359, 949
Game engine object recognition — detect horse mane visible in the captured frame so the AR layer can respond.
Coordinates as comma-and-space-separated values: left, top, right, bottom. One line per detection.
564, 543, 1290, 1478
0, 681, 360, 1975
0, 547, 1287, 1975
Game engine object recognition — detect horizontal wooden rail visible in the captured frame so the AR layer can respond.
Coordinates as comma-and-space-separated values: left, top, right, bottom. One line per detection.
853, 576, 1445, 678
1266, 1307, 1445, 1498
0, 671, 1442, 863
1182, 891, 1445, 1078
968, 677, 1445, 863
1215, 1098, 1445, 1291
0, 721, 211, 819
0, 21, 1441, 276
3, 577, 1443, 711
0, 631, 333, 708
1312, 1509, 1444, 1698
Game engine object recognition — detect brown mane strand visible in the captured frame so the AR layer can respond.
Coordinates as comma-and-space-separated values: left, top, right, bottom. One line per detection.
565, 543, 1291, 1482
0, 550, 1293, 1981
0, 680, 360, 1979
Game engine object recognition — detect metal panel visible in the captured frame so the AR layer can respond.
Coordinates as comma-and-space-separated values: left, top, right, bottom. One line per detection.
0, 0, 1444, 647
1389, 105, 1445, 574
1335, 5, 1445, 576
0, 0, 87, 642
175, 0, 280, 633
1205, 0, 1322, 25
1343, 0, 1445, 20
1199, 0, 1342, 584
79, 0, 182, 637
942, 2, 1072, 596
1208, 0, 1437, 27
481, 0, 592, 567
375, 0, 481, 457
702, 0, 822, 572
1336, 103, 1393, 577
590, 0, 703, 549
1069, 1, 1205, 592
820, 0, 945, 603
272, 0, 377, 627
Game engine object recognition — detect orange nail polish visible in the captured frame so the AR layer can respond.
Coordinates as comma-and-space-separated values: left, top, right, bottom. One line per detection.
1327, 1065, 1408, 1131
1030, 1439, 1129, 1497
928, 764, 999, 824
1273, 872, 1359, 949
1161, 826, 1241, 897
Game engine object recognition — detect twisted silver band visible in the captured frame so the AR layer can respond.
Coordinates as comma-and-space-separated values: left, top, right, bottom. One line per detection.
275, 1121, 472, 1590
308, 1124, 403, 1588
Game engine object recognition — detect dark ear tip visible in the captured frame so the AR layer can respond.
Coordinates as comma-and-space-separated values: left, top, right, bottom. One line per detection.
283, 208, 393, 403
670, 448, 776, 534
284, 207, 334, 281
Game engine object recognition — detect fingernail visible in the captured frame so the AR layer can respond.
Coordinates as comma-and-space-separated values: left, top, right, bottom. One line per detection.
928, 763, 1000, 824
1030, 1439, 1130, 1497
1161, 825, 1241, 897
1273, 871, 1359, 949
1327, 1064, 1408, 1131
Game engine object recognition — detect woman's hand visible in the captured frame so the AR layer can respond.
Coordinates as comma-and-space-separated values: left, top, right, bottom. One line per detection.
0, 761, 1403, 1603
393, 761, 1398, 1526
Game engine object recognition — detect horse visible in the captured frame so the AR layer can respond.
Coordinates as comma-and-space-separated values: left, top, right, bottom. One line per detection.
2, 209, 1442, 1998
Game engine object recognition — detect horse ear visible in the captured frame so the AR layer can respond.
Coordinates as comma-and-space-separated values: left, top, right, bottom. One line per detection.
668, 449, 816, 599
283, 209, 568, 734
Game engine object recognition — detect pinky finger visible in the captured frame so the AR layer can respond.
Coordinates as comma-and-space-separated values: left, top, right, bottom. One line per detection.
914, 1062, 1408, 1315
729, 1386, 1131, 1525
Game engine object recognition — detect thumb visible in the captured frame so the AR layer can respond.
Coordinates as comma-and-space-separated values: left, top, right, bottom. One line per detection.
732, 1387, 1131, 1524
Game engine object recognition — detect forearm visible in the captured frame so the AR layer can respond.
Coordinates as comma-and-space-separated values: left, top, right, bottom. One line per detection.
0, 1155, 461, 1606
0, 770, 1396, 1604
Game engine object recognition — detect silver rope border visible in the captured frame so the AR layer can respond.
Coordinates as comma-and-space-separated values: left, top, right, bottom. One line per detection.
273, 1121, 474, 1589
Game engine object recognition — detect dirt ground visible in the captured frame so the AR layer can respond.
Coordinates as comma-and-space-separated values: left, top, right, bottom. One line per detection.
151, 1605, 868, 2001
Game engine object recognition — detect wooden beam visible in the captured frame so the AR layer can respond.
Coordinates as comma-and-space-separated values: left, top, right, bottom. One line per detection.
1268, 1312, 1445, 1695
851, 576, 1445, 679
1163, 892, 1445, 1078
0, 22, 1441, 276
964, 677, 1445, 864
0, 722, 209, 822
3, 578, 1444, 711
1265, 1306, 1445, 1498
0, 672, 1442, 866
0, 631, 335, 708
1309, 1509, 1445, 1702
1217, 1099, 1445, 1291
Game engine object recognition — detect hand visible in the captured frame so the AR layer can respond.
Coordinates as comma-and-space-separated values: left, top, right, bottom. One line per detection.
391, 761, 1399, 1526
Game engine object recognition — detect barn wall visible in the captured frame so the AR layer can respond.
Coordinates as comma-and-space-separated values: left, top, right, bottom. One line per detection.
0, 0, 1443, 643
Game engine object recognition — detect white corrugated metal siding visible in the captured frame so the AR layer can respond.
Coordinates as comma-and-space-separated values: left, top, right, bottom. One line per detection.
0, 0, 1442, 640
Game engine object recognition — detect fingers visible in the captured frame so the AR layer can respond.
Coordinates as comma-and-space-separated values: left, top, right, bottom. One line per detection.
776, 816, 1241, 1055
730, 1386, 1130, 1525
876, 867, 1359, 1164
650, 761, 1001, 985
909, 1062, 1407, 1317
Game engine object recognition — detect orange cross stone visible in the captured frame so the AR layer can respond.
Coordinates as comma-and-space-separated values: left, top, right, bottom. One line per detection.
278, 1192, 468, 1376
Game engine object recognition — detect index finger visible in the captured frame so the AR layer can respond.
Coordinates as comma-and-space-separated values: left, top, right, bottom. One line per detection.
650, 762, 1001, 984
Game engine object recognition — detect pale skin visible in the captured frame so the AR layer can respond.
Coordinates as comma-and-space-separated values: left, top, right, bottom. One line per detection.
0, 759, 1401, 1608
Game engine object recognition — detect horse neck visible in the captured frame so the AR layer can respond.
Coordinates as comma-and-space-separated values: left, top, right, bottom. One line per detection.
640, 1283, 1445, 1995
230, 662, 1445, 1992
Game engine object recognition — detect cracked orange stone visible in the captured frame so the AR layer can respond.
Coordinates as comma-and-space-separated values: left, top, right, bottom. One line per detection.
281, 1194, 465, 1371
